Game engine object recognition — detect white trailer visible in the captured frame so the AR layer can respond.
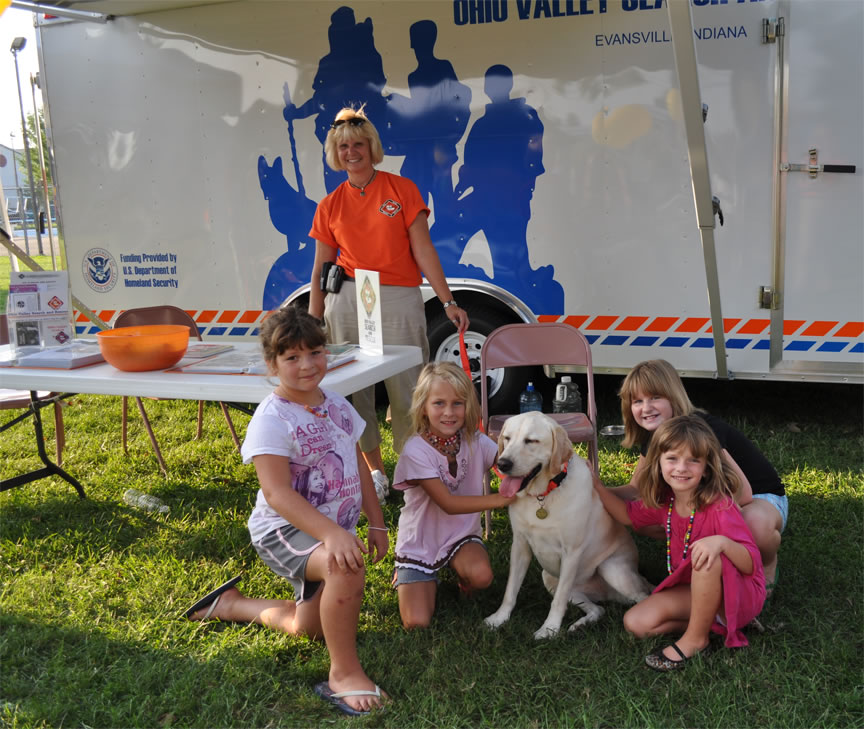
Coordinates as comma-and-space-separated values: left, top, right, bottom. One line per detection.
14, 0, 863, 408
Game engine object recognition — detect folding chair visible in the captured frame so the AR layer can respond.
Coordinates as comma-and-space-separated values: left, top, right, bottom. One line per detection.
114, 305, 241, 474
478, 323, 598, 535
479, 322, 598, 471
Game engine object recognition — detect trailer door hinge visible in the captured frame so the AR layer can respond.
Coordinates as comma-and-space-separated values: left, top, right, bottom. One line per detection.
759, 286, 779, 310
762, 17, 784, 44
712, 196, 724, 226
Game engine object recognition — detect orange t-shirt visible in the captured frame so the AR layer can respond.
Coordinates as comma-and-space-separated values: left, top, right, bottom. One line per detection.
309, 171, 430, 287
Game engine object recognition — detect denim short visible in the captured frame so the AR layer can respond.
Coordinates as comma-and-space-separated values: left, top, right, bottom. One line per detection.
752, 492, 789, 533
392, 537, 485, 587
253, 523, 323, 604
393, 566, 439, 587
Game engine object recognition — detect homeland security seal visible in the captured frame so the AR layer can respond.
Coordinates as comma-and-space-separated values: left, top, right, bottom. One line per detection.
82, 248, 118, 292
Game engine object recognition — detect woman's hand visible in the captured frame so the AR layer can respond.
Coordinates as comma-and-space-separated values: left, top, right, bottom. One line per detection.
446, 303, 470, 332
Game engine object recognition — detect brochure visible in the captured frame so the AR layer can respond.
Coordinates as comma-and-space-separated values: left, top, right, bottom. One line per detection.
178, 351, 268, 375
327, 344, 358, 371
12, 340, 105, 369
183, 343, 235, 359
6, 270, 73, 349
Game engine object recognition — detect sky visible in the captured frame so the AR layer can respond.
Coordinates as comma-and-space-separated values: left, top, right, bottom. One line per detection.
0, 6, 41, 150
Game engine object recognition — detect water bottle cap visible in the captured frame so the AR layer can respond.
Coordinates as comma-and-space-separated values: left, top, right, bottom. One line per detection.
561, 376, 571, 383
526, 382, 535, 391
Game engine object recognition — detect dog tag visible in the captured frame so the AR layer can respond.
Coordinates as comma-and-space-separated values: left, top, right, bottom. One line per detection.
535, 507, 548, 520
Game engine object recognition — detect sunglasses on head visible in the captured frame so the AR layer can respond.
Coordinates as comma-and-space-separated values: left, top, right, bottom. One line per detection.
331, 117, 367, 130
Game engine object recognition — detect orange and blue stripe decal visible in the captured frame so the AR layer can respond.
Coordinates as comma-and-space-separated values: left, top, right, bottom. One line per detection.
77, 310, 864, 355
535, 315, 864, 354
75, 309, 273, 337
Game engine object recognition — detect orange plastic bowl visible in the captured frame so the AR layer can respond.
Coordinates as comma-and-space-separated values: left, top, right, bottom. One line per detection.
97, 325, 190, 372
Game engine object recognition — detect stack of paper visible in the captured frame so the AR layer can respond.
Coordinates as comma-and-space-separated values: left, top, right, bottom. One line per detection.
179, 351, 268, 374
13, 341, 105, 369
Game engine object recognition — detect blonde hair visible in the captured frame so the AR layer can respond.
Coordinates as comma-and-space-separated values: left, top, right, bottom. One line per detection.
324, 106, 385, 172
619, 359, 696, 448
409, 362, 480, 442
639, 415, 738, 510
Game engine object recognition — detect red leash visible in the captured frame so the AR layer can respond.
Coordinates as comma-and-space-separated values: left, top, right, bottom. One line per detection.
460, 329, 506, 477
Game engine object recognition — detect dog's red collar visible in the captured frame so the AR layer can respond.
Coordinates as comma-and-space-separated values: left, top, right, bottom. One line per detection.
539, 462, 568, 497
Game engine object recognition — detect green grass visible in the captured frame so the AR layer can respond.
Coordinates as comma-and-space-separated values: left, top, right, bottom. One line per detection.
1, 378, 862, 728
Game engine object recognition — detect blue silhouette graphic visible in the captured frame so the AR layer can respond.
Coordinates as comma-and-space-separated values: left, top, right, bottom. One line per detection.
453, 65, 564, 312
386, 20, 471, 240
258, 9, 564, 315
284, 6, 389, 194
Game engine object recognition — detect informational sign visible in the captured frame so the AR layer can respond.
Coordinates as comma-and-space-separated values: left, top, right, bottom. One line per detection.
6, 270, 73, 351
354, 269, 383, 356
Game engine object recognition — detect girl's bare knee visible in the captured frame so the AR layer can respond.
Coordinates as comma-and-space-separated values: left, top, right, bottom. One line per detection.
623, 610, 646, 637
692, 556, 723, 578
402, 614, 431, 630
465, 565, 493, 590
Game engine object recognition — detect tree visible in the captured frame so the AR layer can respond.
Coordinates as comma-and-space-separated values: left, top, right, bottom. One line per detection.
15, 108, 53, 190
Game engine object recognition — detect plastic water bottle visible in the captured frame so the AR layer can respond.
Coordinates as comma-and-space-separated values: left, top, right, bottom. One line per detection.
519, 382, 543, 413
552, 376, 582, 413
123, 488, 169, 514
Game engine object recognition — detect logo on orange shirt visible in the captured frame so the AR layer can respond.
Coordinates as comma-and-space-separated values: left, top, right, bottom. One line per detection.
379, 199, 402, 218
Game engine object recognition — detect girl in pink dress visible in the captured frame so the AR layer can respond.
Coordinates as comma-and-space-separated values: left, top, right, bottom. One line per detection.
593, 415, 766, 671
392, 362, 515, 629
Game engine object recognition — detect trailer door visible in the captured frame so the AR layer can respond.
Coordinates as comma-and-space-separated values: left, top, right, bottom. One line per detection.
768, 0, 863, 381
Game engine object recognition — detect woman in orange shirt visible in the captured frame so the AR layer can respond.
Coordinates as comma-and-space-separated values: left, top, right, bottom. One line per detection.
309, 107, 469, 500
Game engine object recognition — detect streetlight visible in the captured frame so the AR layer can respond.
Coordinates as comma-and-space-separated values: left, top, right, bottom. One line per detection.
11, 35, 44, 255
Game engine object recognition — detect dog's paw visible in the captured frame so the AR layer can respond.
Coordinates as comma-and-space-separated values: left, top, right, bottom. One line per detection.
567, 605, 605, 632
484, 612, 509, 630
533, 624, 561, 640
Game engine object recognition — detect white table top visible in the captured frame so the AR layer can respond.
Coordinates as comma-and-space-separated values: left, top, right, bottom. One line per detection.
0, 343, 423, 404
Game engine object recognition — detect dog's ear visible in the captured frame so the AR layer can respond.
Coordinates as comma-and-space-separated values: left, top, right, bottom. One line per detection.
497, 425, 508, 457
551, 422, 573, 466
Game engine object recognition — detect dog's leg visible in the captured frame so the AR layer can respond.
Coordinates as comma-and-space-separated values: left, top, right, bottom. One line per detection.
534, 556, 588, 639
542, 571, 558, 596
596, 555, 652, 604
566, 591, 605, 632
484, 535, 533, 630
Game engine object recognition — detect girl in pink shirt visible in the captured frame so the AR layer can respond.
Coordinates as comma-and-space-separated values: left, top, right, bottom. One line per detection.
593, 415, 765, 671
392, 362, 515, 629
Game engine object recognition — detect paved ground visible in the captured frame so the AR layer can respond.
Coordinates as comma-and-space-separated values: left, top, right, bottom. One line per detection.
4, 226, 62, 263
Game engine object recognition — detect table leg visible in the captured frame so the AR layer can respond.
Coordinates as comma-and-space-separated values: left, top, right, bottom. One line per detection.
0, 392, 86, 498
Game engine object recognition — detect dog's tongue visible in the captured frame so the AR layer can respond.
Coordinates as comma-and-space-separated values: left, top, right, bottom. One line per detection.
499, 475, 524, 498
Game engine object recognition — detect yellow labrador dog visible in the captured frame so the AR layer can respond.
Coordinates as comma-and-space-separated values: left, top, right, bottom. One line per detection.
485, 412, 651, 639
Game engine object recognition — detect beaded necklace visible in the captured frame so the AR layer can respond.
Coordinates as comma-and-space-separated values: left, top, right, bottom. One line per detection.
303, 404, 329, 419
276, 388, 328, 418
665, 497, 696, 574
423, 429, 461, 457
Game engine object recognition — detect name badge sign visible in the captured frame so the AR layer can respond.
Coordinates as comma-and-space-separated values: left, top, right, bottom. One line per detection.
354, 268, 383, 355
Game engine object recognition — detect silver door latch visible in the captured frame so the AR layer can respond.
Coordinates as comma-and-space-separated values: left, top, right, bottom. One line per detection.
780, 148, 857, 178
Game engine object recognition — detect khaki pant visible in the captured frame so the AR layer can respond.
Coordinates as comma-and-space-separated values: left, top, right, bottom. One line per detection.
324, 281, 429, 454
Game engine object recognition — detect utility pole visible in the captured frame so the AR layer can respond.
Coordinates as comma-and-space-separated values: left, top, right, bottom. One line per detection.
30, 72, 56, 269
11, 36, 44, 255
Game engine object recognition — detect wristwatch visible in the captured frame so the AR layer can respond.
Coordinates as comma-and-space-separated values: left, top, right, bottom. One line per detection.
442, 300, 458, 309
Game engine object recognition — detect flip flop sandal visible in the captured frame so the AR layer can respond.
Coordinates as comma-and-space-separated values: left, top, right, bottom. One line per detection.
314, 681, 383, 717
181, 576, 241, 620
